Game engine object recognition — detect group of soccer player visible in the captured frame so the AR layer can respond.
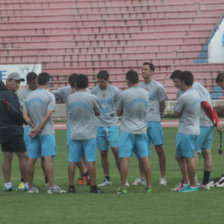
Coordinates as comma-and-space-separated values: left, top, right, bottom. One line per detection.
5, 62, 224, 194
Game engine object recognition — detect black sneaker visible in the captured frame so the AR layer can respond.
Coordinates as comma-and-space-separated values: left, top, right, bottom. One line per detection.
89, 187, 104, 194
68, 185, 76, 193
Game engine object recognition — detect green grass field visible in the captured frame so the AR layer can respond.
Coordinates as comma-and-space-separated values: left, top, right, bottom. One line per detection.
0, 127, 224, 224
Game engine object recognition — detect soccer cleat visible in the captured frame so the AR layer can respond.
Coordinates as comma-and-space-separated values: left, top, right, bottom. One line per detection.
18, 182, 25, 190
132, 178, 146, 186
178, 185, 198, 192
26, 187, 39, 193
89, 187, 104, 194
78, 178, 84, 186
199, 184, 210, 190
97, 179, 112, 187
117, 188, 128, 194
4, 186, 18, 192
159, 178, 168, 185
144, 187, 152, 194
47, 185, 66, 194
171, 183, 188, 192
68, 185, 76, 193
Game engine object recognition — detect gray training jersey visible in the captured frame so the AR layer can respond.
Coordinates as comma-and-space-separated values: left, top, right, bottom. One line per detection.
174, 88, 201, 135
24, 88, 56, 136
18, 87, 32, 108
68, 91, 100, 140
91, 85, 120, 127
117, 87, 149, 134
176, 82, 213, 127
52, 86, 90, 125
139, 80, 168, 122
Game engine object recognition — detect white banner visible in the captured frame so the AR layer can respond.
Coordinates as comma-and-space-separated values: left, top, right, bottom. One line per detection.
0, 64, 41, 86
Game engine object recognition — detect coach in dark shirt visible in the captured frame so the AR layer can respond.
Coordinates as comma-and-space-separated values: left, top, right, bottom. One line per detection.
0, 73, 28, 191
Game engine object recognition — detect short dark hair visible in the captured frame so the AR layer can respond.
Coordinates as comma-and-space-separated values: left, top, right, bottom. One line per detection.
26, 72, 37, 83
38, 72, 50, 85
76, 74, 88, 89
126, 70, 139, 84
143, 62, 155, 71
97, 70, 109, 80
179, 71, 194, 86
216, 73, 224, 84
68, 73, 77, 88
170, 70, 182, 79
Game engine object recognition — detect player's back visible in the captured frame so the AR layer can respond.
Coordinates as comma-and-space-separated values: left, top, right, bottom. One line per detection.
176, 88, 201, 135
25, 88, 55, 135
68, 91, 100, 140
118, 87, 149, 134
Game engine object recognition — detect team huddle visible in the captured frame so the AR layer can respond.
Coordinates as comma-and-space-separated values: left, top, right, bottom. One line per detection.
0, 62, 224, 194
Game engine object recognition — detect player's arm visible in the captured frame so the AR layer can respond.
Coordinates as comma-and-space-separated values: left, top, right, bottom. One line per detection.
159, 101, 166, 117
23, 112, 37, 129
38, 110, 53, 130
201, 101, 222, 132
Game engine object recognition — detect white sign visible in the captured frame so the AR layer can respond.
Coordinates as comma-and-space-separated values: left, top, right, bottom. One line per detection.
208, 19, 224, 63
0, 64, 41, 86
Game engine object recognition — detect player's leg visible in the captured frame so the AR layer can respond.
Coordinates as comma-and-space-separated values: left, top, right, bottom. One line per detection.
84, 138, 103, 193
26, 135, 41, 192
200, 127, 213, 189
147, 121, 167, 185
97, 127, 111, 186
176, 156, 189, 184
136, 134, 152, 192
68, 139, 83, 192
41, 157, 48, 185
201, 149, 212, 185
2, 151, 13, 190
120, 157, 130, 189
177, 133, 198, 192
117, 132, 133, 194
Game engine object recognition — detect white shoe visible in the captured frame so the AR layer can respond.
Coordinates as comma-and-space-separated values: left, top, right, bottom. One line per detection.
132, 178, 146, 185
199, 184, 210, 190
126, 181, 130, 187
171, 182, 182, 191
47, 185, 66, 194
97, 179, 112, 187
159, 178, 168, 185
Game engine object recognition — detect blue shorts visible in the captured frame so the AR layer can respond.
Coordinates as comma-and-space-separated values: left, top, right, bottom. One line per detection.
23, 126, 30, 147
195, 126, 213, 153
97, 126, 119, 151
176, 133, 197, 158
27, 134, 56, 159
147, 121, 164, 146
67, 126, 71, 145
68, 138, 97, 162
119, 131, 150, 158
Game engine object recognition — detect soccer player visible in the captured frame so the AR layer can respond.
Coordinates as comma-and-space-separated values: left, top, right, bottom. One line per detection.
0, 73, 28, 191
52, 73, 89, 186
133, 62, 167, 186
174, 71, 201, 192
23, 72, 65, 193
67, 74, 103, 193
170, 70, 222, 190
91, 70, 121, 187
18, 72, 48, 188
117, 70, 152, 194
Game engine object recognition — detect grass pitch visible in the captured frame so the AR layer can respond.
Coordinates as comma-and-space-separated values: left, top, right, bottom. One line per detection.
0, 127, 224, 224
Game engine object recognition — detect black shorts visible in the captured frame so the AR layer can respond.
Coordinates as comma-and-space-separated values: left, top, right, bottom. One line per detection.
1, 135, 26, 153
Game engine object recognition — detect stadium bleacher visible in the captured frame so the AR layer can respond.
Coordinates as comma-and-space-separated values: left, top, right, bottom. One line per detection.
1, 0, 224, 99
